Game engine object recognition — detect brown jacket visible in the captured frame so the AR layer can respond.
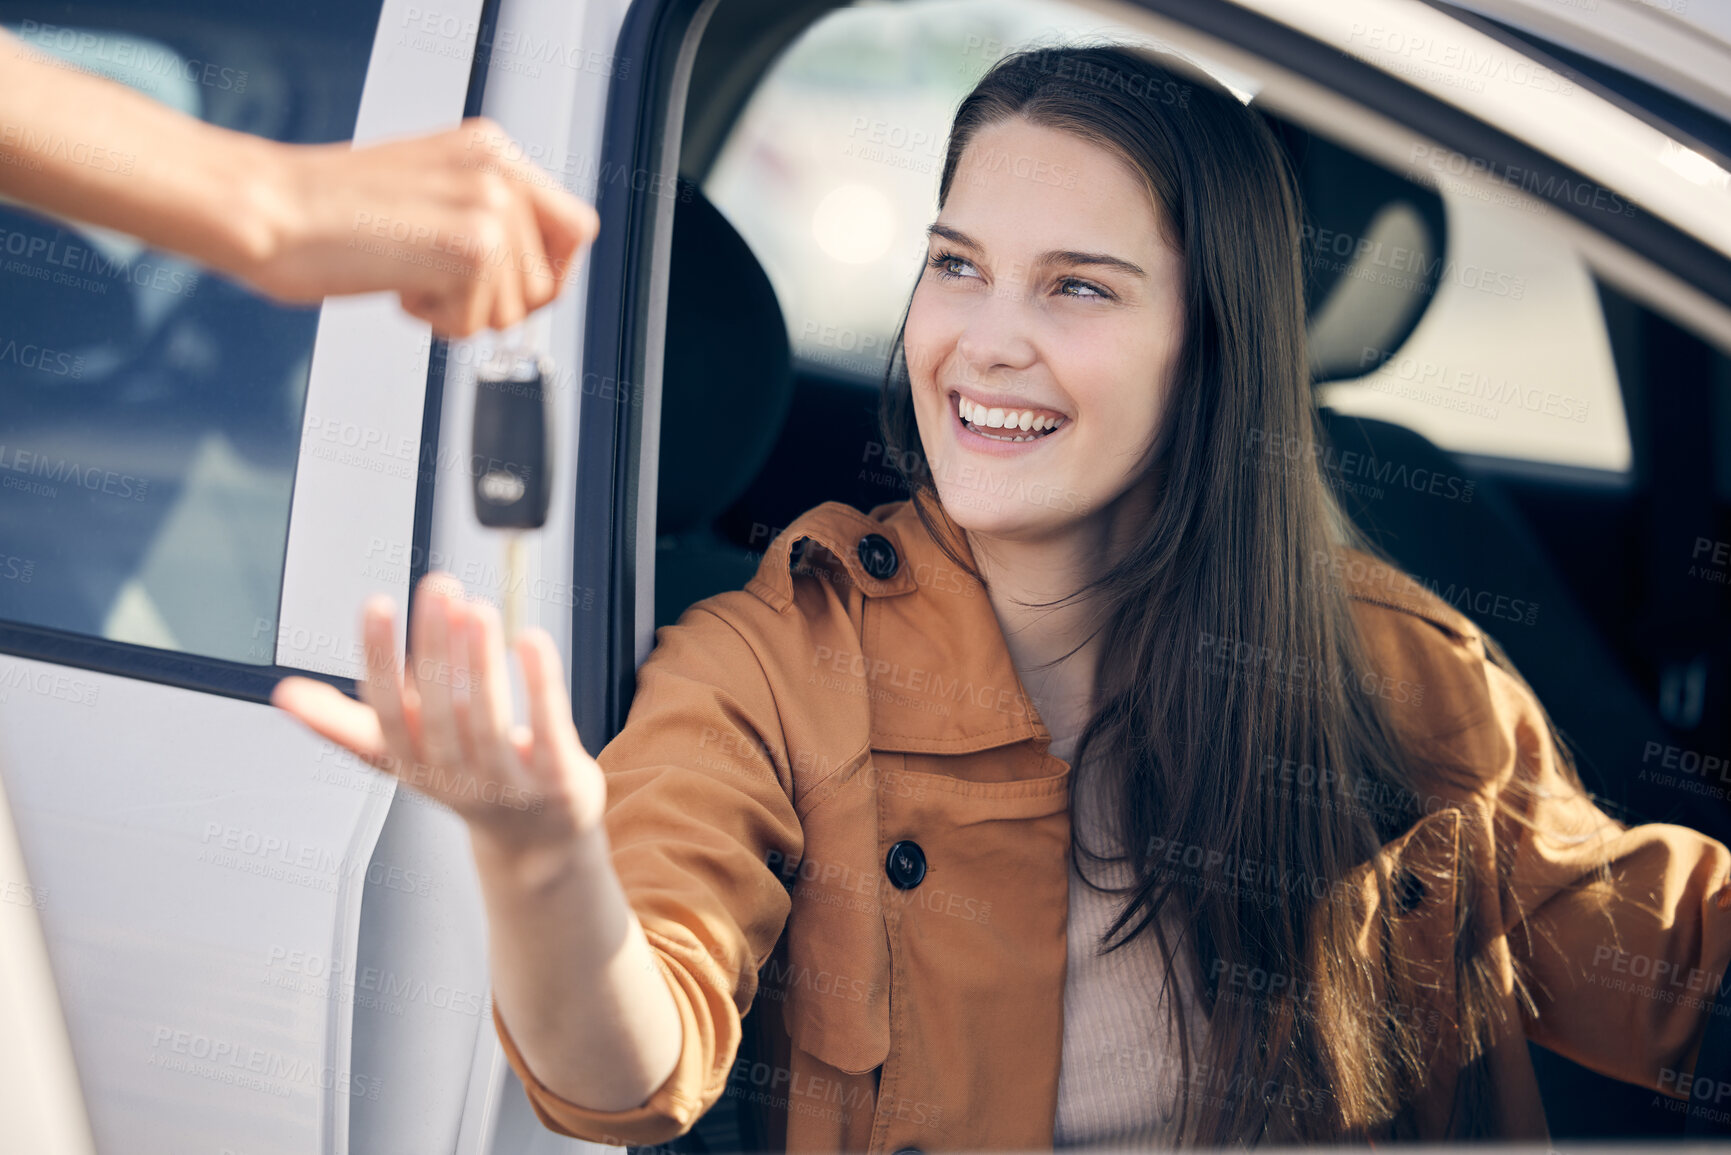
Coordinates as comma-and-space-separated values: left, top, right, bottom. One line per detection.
494, 497, 1731, 1151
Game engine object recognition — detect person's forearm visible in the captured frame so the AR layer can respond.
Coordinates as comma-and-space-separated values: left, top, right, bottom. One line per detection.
472, 820, 684, 1112
1, 28, 599, 334
0, 29, 290, 276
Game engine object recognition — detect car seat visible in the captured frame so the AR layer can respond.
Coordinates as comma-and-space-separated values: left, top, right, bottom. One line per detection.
653, 181, 796, 630
1269, 112, 1692, 1141
1268, 114, 1699, 835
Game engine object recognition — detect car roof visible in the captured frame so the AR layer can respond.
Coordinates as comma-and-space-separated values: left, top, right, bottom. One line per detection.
1207, 0, 1731, 264
1438, 0, 1731, 124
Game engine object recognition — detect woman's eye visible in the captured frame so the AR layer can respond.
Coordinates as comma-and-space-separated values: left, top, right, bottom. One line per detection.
928, 252, 978, 281
924, 254, 1107, 298
1059, 278, 1108, 299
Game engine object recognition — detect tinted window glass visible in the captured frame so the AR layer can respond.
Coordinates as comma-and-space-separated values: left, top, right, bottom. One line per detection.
0, 0, 384, 662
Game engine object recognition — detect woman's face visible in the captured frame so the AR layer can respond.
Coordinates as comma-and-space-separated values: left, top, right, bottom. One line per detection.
904, 117, 1186, 542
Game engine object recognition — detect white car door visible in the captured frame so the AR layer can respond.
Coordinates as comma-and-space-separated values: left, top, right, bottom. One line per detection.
0, 0, 511, 1151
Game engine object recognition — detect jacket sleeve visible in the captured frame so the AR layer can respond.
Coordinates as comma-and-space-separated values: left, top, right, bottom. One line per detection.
1485, 650, 1731, 1097
493, 599, 805, 1146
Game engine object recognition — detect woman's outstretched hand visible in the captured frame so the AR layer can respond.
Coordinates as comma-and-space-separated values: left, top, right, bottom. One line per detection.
274, 575, 684, 1107
271, 573, 605, 854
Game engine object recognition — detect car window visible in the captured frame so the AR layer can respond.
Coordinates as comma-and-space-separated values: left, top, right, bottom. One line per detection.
0, 0, 384, 664
705, 0, 1253, 381
1315, 193, 1627, 474
1311, 184, 1631, 473
704, 0, 1633, 473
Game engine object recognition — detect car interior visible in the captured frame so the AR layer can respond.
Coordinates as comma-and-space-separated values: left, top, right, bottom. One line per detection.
647, 0, 1731, 1147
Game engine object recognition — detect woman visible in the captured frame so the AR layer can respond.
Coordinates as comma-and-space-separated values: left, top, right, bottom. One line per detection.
274, 46, 1731, 1149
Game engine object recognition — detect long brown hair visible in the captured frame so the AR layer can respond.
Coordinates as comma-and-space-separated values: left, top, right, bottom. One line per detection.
877, 45, 1569, 1144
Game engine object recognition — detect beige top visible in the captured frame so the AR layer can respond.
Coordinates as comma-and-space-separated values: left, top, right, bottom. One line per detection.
1052, 750, 1207, 1148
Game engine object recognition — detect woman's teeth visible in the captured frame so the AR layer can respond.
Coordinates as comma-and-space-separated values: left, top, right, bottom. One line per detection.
956, 394, 1067, 443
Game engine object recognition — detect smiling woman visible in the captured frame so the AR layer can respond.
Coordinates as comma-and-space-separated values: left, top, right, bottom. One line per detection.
875, 48, 1489, 1144
277, 40, 1731, 1155
904, 119, 1183, 522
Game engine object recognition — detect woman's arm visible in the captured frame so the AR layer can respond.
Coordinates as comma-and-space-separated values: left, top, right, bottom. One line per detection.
472, 808, 685, 1111
1346, 585, 1731, 1098
271, 577, 681, 1111
1482, 651, 1731, 1093
0, 28, 596, 336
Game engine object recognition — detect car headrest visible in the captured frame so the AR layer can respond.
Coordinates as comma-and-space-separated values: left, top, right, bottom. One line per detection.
657, 182, 795, 537
1260, 113, 1450, 384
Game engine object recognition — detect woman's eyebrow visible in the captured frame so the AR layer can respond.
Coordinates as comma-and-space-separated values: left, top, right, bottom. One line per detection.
925, 224, 1147, 278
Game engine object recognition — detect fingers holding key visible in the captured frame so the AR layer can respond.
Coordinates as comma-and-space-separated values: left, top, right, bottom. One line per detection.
241, 117, 600, 338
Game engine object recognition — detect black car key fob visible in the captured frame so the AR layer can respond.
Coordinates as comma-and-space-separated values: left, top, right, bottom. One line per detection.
471, 350, 553, 530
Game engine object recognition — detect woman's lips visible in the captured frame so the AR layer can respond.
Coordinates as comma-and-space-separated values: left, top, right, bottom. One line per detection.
947, 390, 1069, 456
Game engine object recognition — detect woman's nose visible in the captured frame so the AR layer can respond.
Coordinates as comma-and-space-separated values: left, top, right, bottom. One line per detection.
954, 287, 1039, 375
